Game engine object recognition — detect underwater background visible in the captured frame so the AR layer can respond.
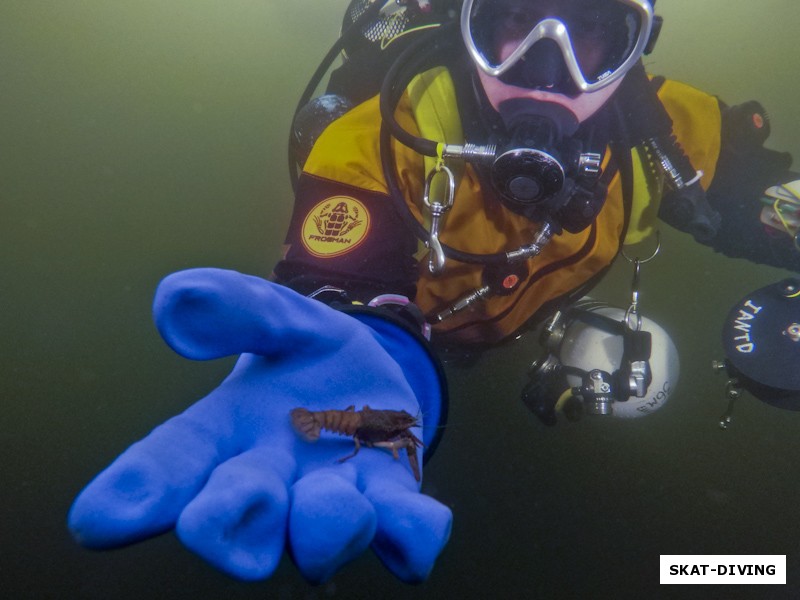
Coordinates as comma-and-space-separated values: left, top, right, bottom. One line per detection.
3, 0, 800, 598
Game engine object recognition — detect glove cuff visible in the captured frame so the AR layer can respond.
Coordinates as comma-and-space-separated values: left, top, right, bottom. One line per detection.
339, 304, 448, 462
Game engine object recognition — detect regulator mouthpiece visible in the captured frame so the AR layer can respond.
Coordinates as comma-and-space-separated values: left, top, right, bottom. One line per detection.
491, 99, 579, 212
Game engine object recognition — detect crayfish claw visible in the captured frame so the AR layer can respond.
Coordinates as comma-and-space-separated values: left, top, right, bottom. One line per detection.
405, 444, 421, 482
373, 439, 421, 482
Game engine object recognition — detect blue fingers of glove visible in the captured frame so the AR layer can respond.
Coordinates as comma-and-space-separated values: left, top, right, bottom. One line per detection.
288, 466, 377, 584
154, 268, 374, 361
176, 447, 296, 580
365, 480, 453, 583
68, 401, 238, 548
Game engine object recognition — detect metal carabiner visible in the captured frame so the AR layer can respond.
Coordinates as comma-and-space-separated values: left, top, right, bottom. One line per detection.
621, 232, 661, 332
422, 163, 455, 275
624, 260, 643, 332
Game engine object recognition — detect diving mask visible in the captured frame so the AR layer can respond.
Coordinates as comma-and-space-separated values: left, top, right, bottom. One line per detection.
461, 0, 656, 93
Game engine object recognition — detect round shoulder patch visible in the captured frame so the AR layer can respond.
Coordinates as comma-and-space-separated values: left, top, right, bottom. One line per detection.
301, 196, 371, 258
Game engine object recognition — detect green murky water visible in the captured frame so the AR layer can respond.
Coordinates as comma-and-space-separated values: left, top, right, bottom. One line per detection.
3, 1, 799, 598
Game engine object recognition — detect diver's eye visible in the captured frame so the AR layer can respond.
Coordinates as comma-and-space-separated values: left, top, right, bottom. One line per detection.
570, 12, 608, 39
498, 9, 540, 39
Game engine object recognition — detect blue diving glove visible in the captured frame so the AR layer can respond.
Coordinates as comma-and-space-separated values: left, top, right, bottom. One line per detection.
67, 268, 451, 583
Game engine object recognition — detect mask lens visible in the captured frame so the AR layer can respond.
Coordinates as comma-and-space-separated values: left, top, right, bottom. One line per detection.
465, 0, 649, 89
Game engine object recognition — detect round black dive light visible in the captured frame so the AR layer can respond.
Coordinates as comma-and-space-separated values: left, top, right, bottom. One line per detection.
721, 278, 800, 410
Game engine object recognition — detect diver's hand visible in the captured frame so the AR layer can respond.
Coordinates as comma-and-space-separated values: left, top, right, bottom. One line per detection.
760, 180, 800, 243
67, 268, 451, 583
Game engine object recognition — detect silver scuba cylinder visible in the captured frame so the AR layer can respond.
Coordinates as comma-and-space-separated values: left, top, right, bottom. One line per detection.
524, 300, 680, 422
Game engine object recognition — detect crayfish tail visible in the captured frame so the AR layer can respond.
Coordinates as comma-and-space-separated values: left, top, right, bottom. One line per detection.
290, 407, 322, 441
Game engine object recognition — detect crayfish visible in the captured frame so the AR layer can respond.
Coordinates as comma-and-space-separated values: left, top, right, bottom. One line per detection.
290, 405, 423, 481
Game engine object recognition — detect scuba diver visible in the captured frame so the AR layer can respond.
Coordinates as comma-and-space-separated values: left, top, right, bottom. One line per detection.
68, 0, 799, 585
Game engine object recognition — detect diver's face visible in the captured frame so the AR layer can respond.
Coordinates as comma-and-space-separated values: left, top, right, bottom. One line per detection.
477, 0, 624, 123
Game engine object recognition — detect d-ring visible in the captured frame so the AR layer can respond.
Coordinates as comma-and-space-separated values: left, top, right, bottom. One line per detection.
621, 231, 661, 264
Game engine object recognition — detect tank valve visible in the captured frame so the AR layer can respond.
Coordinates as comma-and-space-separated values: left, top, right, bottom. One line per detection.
579, 369, 614, 416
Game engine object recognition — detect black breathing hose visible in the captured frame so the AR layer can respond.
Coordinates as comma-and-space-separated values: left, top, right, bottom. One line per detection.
377, 25, 518, 266
377, 24, 454, 158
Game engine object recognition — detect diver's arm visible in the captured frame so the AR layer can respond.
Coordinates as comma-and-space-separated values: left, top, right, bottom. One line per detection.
275, 90, 423, 301
272, 172, 419, 301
